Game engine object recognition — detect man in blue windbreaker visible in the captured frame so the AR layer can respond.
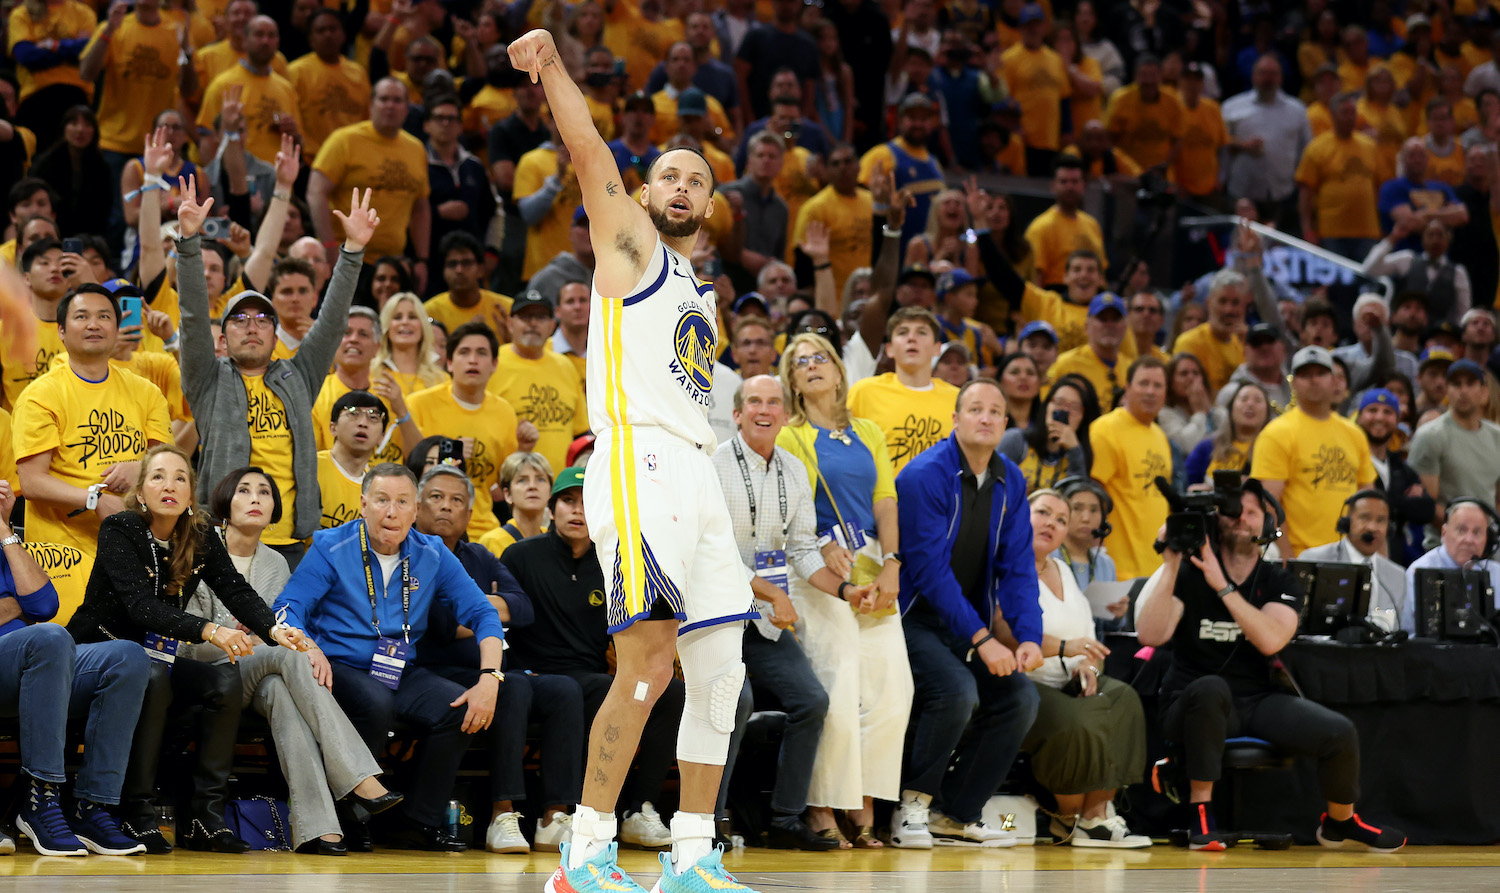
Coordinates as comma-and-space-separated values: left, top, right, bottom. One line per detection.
274, 463, 505, 853
890, 377, 1044, 849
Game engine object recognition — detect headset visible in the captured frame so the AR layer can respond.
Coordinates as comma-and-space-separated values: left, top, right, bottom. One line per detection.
1241, 478, 1285, 545
1055, 475, 1113, 540
1443, 497, 1500, 562
1335, 489, 1391, 545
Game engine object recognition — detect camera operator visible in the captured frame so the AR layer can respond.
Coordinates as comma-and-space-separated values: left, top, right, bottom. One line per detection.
1136, 482, 1406, 854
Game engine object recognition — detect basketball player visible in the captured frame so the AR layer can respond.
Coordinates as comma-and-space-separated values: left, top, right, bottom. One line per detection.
510, 30, 762, 893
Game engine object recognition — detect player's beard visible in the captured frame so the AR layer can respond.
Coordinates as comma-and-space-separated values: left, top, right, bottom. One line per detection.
648, 202, 703, 238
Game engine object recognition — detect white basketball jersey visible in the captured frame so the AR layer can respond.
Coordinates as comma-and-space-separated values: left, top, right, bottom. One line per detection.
587, 238, 719, 450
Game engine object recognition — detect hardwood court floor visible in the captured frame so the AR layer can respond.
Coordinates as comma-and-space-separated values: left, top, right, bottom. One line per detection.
4, 844, 1500, 892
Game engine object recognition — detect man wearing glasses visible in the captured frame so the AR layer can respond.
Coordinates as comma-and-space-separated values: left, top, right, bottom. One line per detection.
1126, 291, 1170, 363
176, 183, 381, 569
319, 392, 390, 529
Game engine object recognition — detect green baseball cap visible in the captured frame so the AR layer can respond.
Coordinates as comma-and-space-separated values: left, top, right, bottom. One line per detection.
551, 466, 586, 497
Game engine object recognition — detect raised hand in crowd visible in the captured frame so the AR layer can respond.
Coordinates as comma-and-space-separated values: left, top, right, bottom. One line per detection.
517, 419, 541, 453
175, 174, 215, 239
332, 187, 382, 253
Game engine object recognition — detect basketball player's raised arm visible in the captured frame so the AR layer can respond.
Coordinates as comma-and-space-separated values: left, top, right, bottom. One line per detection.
510, 29, 653, 290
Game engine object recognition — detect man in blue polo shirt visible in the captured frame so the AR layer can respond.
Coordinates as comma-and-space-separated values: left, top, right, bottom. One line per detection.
274, 463, 505, 852
1376, 138, 1469, 250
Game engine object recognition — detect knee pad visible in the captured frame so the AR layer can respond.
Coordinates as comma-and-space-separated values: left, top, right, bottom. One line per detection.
676, 624, 746, 765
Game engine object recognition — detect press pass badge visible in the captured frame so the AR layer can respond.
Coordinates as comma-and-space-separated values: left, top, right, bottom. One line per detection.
143, 633, 179, 666
819, 523, 867, 551
370, 636, 412, 689
754, 549, 789, 592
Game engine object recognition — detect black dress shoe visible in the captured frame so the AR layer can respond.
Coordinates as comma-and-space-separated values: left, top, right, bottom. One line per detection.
766, 817, 841, 851
336, 802, 374, 852
180, 823, 252, 854
296, 838, 349, 856
120, 821, 173, 855
384, 821, 467, 852
345, 790, 404, 823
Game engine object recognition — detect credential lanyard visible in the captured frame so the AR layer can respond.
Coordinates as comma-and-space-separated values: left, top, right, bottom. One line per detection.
359, 521, 411, 643
732, 438, 788, 544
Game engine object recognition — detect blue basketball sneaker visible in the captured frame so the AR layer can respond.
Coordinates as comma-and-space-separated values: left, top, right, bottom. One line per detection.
649, 847, 761, 893
545, 841, 650, 893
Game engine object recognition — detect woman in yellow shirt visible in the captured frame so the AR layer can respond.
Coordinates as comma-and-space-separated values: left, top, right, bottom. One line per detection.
1054, 22, 1104, 139
1183, 382, 1272, 486
373, 292, 450, 399
1357, 66, 1407, 183
997, 373, 1102, 494
477, 451, 554, 559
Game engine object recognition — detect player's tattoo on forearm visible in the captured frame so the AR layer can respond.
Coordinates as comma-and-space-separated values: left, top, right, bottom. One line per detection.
594, 767, 608, 784
606, 181, 619, 197
541, 53, 560, 70
604, 724, 621, 743
597, 746, 615, 762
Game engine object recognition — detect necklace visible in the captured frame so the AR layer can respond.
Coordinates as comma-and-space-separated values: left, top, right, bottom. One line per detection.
827, 426, 852, 446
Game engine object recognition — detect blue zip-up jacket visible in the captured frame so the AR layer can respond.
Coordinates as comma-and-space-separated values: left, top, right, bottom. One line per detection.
273, 521, 505, 669
895, 433, 1042, 646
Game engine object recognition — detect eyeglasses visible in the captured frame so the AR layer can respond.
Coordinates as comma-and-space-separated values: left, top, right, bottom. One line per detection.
340, 407, 386, 422
794, 352, 830, 368
430, 113, 462, 124
226, 312, 275, 329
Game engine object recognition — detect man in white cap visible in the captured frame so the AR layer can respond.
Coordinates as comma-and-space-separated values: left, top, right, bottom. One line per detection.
1331, 292, 1415, 391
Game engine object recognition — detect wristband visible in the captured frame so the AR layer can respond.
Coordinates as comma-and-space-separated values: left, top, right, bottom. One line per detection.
394, 413, 411, 426
1059, 639, 1067, 659
813, 262, 832, 271
1215, 584, 1238, 600
273, 189, 291, 201
837, 581, 853, 601
967, 632, 995, 663
882, 225, 902, 239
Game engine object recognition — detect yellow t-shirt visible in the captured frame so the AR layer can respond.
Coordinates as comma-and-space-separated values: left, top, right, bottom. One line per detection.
1023, 205, 1106, 287
1294, 131, 1382, 240
0, 406, 14, 488
191, 40, 289, 102
1061, 144, 1145, 179
1068, 54, 1104, 136
1170, 324, 1244, 394
242, 373, 297, 545
198, 65, 302, 168
1250, 408, 1375, 557
585, 94, 616, 142
50, 352, 191, 425
1088, 407, 1171, 579
487, 346, 589, 473
1308, 101, 1333, 138
12, 364, 171, 556
846, 373, 959, 475
1356, 97, 1407, 183
465, 83, 518, 135
477, 521, 549, 559
309, 374, 407, 466
317, 450, 365, 530
605, 10, 683, 91
698, 140, 736, 187
407, 385, 520, 539
998, 43, 1071, 151
1338, 59, 1372, 93
1426, 142, 1466, 187
1047, 344, 1124, 410
792, 185, 873, 301
85, 15, 183, 154
1014, 441, 1083, 493
8, 1, 97, 101
286, 54, 372, 157
649, 89, 735, 147
513, 146, 581, 280
1204, 439, 1252, 481
311, 121, 431, 259
384, 365, 451, 403
1104, 84, 1187, 171
1, 321, 65, 413
425, 290, 514, 339
1173, 98, 1227, 197
24, 539, 89, 625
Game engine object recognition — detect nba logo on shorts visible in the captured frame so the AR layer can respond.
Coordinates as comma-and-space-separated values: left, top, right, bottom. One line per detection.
645, 453, 657, 471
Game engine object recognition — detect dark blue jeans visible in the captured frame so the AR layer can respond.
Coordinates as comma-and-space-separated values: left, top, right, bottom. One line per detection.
742, 625, 829, 816
0, 627, 148, 804
903, 610, 1040, 823
329, 660, 472, 827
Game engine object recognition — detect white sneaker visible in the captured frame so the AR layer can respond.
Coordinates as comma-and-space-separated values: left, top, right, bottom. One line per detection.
534, 811, 573, 853
620, 802, 672, 849
929, 811, 1020, 848
1071, 815, 1151, 849
486, 811, 530, 854
889, 794, 933, 849
0, 828, 14, 855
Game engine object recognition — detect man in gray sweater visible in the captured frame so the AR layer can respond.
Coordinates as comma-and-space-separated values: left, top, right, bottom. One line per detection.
175, 183, 382, 568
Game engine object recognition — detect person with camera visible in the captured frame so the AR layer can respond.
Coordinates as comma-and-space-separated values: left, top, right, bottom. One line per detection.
1136, 481, 1407, 854
1298, 491, 1408, 635
1403, 500, 1500, 635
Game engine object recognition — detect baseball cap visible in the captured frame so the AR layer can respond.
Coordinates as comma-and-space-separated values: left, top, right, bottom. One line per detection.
1407, 13, 1432, 31
898, 265, 937, 287
1447, 358, 1485, 381
99, 277, 144, 299
1419, 347, 1455, 371
566, 434, 596, 468
550, 466, 586, 497
1018, 319, 1058, 344
222, 290, 277, 322
1359, 388, 1400, 412
1427, 321, 1461, 343
1246, 322, 1279, 346
1018, 2, 1045, 24
937, 269, 980, 299
677, 87, 708, 118
1291, 345, 1334, 373
1087, 292, 1127, 318
898, 93, 936, 115
733, 292, 769, 315
623, 91, 654, 113
510, 288, 553, 317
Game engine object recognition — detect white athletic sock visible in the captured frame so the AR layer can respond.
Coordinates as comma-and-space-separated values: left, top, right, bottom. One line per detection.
567, 805, 616, 869
902, 790, 933, 810
669, 812, 716, 871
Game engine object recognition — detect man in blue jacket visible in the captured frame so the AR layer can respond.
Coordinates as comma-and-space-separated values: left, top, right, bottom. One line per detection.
891, 378, 1044, 849
275, 463, 505, 852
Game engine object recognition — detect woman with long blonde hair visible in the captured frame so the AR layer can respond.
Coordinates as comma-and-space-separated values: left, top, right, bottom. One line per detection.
904, 188, 980, 274
374, 292, 451, 397
67, 446, 312, 854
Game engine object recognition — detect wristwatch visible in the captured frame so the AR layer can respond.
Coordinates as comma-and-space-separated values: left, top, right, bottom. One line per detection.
0, 534, 21, 548
1215, 583, 1238, 600
882, 551, 902, 565
480, 667, 505, 683
85, 483, 106, 511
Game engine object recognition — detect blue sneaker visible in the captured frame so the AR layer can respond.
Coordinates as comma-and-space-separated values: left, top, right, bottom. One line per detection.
649, 847, 760, 893
545, 841, 650, 893
71, 801, 146, 855
16, 779, 86, 857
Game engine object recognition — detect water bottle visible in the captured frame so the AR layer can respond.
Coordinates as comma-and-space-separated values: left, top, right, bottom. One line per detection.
157, 803, 176, 845
446, 800, 462, 838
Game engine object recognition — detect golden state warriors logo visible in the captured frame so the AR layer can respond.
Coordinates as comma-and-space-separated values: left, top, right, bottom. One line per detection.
670, 307, 715, 407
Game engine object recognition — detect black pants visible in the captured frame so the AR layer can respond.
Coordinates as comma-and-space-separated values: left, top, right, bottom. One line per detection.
570, 671, 685, 814
1161, 675, 1360, 804
122, 658, 244, 830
